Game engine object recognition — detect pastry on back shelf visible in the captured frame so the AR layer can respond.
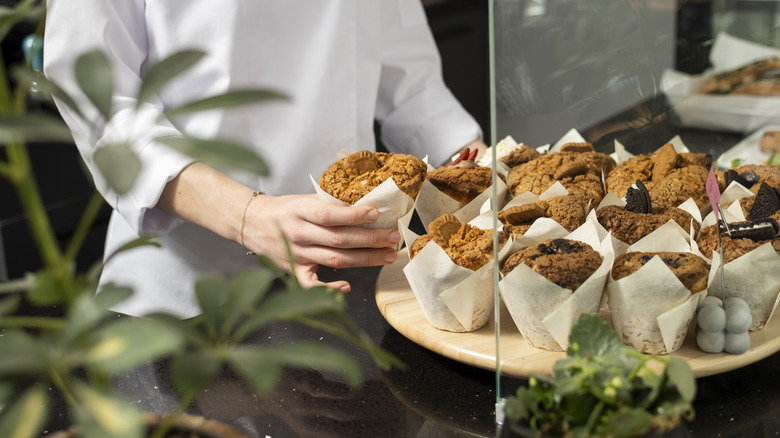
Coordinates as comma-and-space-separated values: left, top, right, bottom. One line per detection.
701, 57, 780, 95
319, 150, 427, 204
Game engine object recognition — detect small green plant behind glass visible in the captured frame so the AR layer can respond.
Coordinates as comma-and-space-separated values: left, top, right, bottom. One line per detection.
0, 2, 403, 437
504, 313, 696, 438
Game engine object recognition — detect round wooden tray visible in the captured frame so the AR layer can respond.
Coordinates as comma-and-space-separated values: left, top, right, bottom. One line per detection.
375, 249, 780, 378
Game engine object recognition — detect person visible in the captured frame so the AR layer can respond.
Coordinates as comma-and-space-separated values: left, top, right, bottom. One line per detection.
43, 1, 486, 318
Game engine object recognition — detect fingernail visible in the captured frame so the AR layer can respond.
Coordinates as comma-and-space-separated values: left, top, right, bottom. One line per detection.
384, 251, 397, 264
365, 209, 379, 221
340, 284, 351, 293
388, 230, 401, 244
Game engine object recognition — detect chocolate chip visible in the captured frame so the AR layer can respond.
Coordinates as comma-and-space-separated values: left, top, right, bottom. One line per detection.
749, 182, 780, 221
722, 218, 780, 242
661, 257, 682, 269
625, 180, 652, 214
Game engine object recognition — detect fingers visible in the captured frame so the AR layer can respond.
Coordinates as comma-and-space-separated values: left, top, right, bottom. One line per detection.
294, 264, 352, 293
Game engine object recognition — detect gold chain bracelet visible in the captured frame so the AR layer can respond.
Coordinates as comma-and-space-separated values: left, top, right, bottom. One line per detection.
240, 191, 263, 255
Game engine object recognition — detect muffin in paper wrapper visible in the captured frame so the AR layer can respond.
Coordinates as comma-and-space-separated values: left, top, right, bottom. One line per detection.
400, 220, 513, 333
498, 217, 615, 352
699, 188, 780, 331
311, 149, 424, 249
415, 167, 509, 232
606, 222, 709, 354
592, 190, 703, 258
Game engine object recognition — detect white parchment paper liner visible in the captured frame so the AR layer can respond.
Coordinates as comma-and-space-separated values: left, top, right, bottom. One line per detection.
699, 185, 780, 330
706, 243, 780, 331
591, 191, 702, 258
498, 218, 615, 351
400, 221, 513, 332
606, 224, 708, 354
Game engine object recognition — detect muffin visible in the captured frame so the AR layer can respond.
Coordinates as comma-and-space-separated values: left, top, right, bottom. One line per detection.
612, 251, 709, 293
499, 144, 541, 168
696, 218, 780, 263
319, 150, 427, 204
507, 149, 616, 204
410, 214, 507, 271
498, 194, 587, 237
425, 166, 493, 204
606, 143, 711, 209
501, 238, 603, 290
718, 164, 780, 194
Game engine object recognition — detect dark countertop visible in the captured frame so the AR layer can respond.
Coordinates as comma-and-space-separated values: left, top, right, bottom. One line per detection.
108, 260, 780, 438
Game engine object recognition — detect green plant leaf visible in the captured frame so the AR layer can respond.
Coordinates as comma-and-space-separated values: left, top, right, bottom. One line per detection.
596, 408, 653, 438
665, 356, 696, 403
194, 274, 227, 340
236, 287, 345, 336
104, 234, 162, 264
72, 382, 145, 438
228, 342, 362, 394
84, 317, 184, 374
0, 330, 48, 378
220, 267, 275, 339
567, 313, 626, 358
75, 50, 114, 122
28, 267, 66, 306
163, 88, 288, 119
93, 142, 142, 195
136, 50, 205, 109
0, 0, 42, 42
0, 112, 76, 144
169, 351, 222, 397
11, 67, 84, 119
0, 295, 21, 315
0, 385, 48, 438
158, 135, 270, 176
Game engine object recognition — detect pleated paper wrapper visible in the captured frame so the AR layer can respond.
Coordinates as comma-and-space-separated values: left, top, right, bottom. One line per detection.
606, 223, 708, 354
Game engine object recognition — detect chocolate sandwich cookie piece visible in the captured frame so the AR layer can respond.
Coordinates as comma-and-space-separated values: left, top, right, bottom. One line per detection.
625, 180, 652, 214
748, 182, 780, 221
721, 218, 780, 242
724, 169, 753, 189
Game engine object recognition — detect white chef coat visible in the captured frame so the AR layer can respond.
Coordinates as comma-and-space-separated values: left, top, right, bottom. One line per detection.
43, 0, 481, 318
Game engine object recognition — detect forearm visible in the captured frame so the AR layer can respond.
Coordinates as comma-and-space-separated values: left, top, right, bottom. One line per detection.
155, 162, 255, 245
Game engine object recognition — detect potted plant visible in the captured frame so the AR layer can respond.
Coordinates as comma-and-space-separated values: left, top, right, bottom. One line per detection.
0, 1, 402, 437
501, 313, 696, 438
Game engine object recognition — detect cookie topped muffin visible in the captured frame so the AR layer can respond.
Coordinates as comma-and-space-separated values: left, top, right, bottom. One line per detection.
612, 251, 709, 293
596, 181, 699, 244
426, 166, 493, 204
319, 150, 427, 204
507, 148, 616, 204
498, 194, 587, 237
410, 214, 507, 271
606, 143, 711, 209
501, 238, 603, 290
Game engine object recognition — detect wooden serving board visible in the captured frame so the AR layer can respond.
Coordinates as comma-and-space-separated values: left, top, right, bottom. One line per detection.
375, 249, 780, 378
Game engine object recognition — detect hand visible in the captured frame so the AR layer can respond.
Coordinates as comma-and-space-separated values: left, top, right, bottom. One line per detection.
242, 194, 401, 292
442, 138, 488, 167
